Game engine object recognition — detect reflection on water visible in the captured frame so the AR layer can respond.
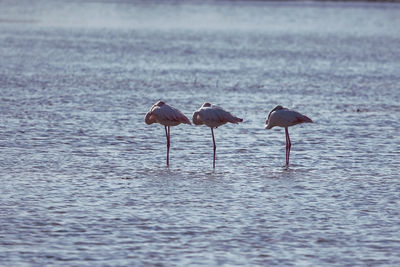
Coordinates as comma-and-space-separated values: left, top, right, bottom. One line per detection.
1, 0, 400, 266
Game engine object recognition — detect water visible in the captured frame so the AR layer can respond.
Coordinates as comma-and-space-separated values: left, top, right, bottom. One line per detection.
1, 0, 400, 265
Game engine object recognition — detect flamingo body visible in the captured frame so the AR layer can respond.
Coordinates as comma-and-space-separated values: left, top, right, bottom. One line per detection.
265, 105, 313, 167
265, 105, 312, 130
193, 103, 243, 128
145, 101, 191, 166
193, 103, 242, 168
145, 101, 191, 126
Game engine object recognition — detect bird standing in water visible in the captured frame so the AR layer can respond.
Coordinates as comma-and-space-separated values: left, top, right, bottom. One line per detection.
145, 101, 191, 166
265, 105, 313, 167
193, 103, 243, 168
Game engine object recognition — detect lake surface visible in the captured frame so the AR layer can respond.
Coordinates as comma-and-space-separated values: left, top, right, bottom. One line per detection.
1, 0, 400, 265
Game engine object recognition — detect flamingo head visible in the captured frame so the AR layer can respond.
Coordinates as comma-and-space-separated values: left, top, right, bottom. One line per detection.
145, 111, 156, 125
192, 111, 203, 125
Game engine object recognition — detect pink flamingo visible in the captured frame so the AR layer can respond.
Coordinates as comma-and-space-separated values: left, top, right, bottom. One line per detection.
193, 103, 243, 168
265, 105, 313, 167
145, 101, 191, 166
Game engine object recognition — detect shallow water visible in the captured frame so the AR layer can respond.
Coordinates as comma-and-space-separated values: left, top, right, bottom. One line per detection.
1, 0, 400, 266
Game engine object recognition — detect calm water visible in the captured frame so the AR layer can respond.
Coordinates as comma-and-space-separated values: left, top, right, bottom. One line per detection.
1, 0, 400, 265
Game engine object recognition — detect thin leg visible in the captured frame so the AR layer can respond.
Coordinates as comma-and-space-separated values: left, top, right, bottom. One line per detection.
285, 127, 291, 167
211, 128, 216, 168
168, 126, 170, 166
165, 126, 170, 167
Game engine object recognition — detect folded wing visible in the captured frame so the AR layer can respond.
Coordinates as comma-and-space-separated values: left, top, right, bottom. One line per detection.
152, 104, 191, 125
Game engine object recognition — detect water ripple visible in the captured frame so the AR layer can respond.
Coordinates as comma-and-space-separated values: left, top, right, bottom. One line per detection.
1, 0, 400, 266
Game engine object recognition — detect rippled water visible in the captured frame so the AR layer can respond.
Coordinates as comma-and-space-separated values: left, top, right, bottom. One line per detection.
1, 0, 400, 265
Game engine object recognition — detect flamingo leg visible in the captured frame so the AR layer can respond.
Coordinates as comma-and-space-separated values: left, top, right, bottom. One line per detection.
211, 128, 216, 168
285, 127, 291, 167
165, 126, 170, 166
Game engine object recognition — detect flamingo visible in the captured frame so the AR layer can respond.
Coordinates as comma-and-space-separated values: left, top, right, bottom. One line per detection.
193, 103, 243, 168
145, 101, 191, 166
265, 105, 313, 167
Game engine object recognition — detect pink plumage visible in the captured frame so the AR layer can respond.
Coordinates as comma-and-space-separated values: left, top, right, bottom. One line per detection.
192, 103, 243, 168
192, 102, 243, 128
145, 101, 191, 126
265, 105, 313, 167
145, 101, 191, 166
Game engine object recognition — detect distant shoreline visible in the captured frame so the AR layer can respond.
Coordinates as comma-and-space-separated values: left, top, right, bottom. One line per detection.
51, 0, 400, 4
117, 0, 400, 4
217, 0, 400, 2
81, 0, 400, 3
